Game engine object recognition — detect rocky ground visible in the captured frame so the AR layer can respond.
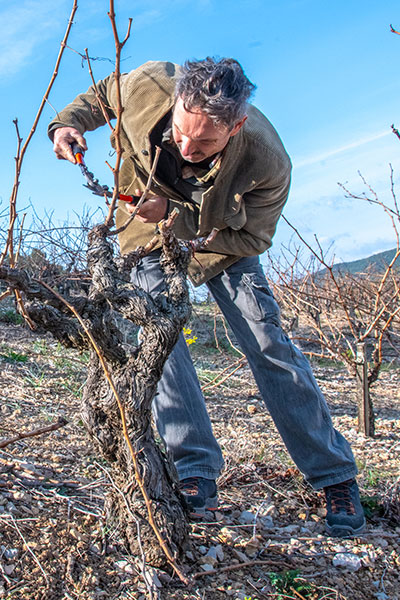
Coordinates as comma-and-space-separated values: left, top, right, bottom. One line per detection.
0, 314, 399, 600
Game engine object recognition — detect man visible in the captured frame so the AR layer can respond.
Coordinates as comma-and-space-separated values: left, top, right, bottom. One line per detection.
49, 57, 366, 537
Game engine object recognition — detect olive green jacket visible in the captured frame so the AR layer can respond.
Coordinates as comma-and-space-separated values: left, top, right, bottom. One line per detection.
49, 61, 291, 286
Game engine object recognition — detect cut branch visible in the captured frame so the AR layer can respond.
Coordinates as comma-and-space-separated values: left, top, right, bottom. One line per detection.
110, 146, 162, 236
0, 417, 67, 449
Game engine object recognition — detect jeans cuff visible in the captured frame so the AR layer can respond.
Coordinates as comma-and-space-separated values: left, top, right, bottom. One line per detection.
177, 467, 221, 481
307, 467, 359, 490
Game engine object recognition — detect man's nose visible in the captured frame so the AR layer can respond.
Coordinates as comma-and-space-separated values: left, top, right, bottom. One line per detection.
180, 136, 196, 156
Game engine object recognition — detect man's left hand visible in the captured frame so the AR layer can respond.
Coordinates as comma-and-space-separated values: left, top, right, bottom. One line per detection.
126, 190, 168, 223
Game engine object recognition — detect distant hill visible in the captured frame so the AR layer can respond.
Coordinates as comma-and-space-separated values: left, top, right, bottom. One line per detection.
329, 248, 398, 275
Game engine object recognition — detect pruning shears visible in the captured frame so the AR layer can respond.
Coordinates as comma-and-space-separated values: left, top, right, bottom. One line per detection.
71, 143, 140, 204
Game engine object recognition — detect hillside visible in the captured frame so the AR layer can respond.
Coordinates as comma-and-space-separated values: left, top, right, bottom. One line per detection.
330, 248, 398, 275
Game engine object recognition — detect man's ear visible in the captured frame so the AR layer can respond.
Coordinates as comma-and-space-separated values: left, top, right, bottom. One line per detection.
229, 115, 247, 137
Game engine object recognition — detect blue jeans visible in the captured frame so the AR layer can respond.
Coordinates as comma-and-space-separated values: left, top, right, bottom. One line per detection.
131, 251, 357, 489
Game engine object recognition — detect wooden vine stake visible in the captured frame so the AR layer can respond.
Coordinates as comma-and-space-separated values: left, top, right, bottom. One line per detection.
355, 342, 375, 437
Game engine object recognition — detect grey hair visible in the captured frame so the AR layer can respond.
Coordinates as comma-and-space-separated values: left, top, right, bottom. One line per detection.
175, 57, 256, 130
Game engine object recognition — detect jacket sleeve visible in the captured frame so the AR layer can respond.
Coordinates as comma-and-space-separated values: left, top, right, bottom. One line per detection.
48, 75, 118, 138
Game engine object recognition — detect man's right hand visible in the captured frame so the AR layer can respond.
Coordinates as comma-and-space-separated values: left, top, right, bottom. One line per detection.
52, 127, 88, 163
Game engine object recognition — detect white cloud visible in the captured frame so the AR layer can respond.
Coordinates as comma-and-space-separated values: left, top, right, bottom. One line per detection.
0, 0, 210, 77
290, 131, 399, 208
0, 0, 68, 78
273, 130, 400, 263
293, 130, 392, 170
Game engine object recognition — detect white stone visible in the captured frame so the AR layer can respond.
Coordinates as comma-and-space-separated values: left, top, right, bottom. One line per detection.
185, 551, 194, 561
144, 568, 162, 588
332, 552, 363, 571
280, 524, 299, 534
2, 548, 18, 560
3, 564, 15, 576
115, 560, 135, 575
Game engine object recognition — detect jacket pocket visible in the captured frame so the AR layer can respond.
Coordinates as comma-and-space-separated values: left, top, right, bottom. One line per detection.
223, 195, 247, 230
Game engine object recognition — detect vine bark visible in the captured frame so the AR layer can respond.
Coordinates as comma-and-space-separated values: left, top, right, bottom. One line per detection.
0, 220, 193, 570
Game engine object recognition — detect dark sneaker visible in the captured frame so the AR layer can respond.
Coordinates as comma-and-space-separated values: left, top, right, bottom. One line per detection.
179, 477, 218, 518
324, 478, 366, 537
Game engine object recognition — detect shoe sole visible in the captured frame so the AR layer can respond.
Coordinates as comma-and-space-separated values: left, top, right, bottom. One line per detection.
325, 518, 366, 538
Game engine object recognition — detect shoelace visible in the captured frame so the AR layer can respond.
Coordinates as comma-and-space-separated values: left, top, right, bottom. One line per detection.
179, 477, 199, 496
326, 481, 356, 515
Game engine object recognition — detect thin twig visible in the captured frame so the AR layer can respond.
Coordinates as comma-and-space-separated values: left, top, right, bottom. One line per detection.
95, 462, 158, 599
290, 586, 308, 600
0, 417, 67, 449
105, 2, 133, 226
192, 557, 293, 579
14, 290, 36, 331
8, 515, 49, 585
15, 213, 27, 264
392, 124, 400, 140
110, 146, 162, 236
0, 289, 12, 302
82, 48, 116, 134
201, 357, 246, 391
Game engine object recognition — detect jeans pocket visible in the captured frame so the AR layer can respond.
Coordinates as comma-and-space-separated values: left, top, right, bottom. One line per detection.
241, 273, 281, 325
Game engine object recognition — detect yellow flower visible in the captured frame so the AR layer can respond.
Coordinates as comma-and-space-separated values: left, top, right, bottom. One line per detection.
183, 327, 197, 345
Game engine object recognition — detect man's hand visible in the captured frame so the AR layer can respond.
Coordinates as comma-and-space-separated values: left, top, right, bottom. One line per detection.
53, 127, 88, 163
126, 189, 168, 223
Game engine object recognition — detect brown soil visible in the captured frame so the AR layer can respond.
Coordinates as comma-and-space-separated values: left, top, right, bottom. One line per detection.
0, 321, 399, 600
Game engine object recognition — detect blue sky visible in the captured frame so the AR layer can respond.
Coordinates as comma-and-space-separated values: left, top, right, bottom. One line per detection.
1, 0, 399, 264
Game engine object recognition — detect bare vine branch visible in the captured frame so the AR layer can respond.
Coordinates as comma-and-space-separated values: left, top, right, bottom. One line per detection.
110, 146, 163, 236
0, 0, 78, 268
392, 124, 400, 141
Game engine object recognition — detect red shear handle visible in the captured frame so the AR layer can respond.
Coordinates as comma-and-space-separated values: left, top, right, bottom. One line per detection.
118, 193, 141, 204
71, 142, 85, 165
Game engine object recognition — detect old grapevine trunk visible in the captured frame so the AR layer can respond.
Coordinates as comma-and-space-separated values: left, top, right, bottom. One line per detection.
0, 222, 192, 567
83, 224, 192, 566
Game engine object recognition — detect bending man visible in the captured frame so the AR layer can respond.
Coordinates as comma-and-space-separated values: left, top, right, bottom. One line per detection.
49, 57, 365, 537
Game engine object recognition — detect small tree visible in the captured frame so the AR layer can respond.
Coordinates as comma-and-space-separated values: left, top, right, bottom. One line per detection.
268, 169, 400, 437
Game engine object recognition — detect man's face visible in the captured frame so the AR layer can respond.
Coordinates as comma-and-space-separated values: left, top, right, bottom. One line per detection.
172, 96, 245, 163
